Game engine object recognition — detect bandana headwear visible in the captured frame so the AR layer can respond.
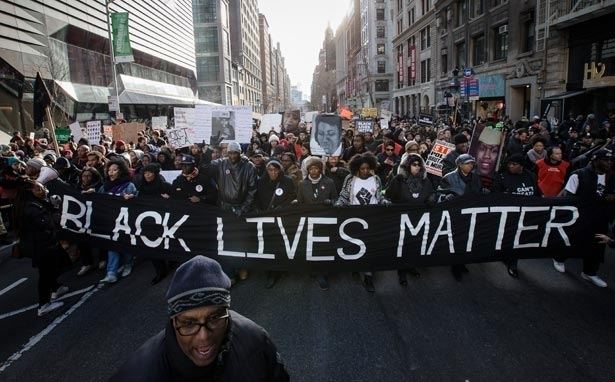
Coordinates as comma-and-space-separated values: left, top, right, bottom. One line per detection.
166, 256, 231, 316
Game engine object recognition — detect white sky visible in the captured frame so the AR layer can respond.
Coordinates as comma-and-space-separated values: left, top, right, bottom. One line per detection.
258, 0, 350, 99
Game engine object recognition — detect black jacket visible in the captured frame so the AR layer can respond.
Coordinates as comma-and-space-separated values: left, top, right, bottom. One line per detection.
492, 169, 541, 197
172, 172, 218, 205
20, 197, 58, 267
386, 155, 435, 206
110, 311, 289, 382
296, 176, 338, 205
256, 175, 296, 212
206, 157, 257, 214
138, 174, 173, 198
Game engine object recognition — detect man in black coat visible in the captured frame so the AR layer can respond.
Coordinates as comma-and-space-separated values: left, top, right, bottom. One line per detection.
172, 155, 218, 205
442, 134, 469, 176
111, 256, 289, 382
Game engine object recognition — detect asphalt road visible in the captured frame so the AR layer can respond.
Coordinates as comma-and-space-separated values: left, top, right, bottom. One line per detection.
1, 247, 615, 382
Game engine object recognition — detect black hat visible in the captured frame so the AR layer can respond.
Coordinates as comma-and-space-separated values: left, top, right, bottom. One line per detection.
53, 157, 71, 170
507, 153, 525, 165
454, 134, 469, 145
592, 149, 613, 161
179, 154, 196, 165
250, 149, 265, 158
165, 256, 231, 316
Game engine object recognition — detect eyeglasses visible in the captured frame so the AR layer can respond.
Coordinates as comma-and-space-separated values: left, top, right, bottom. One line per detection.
174, 309, 229, 336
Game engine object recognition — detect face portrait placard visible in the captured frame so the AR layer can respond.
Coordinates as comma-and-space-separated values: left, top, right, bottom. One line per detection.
283, 110, 301, 134
310, 114, 342, 156
211, 109, 235, 144
468, 125, 505, 179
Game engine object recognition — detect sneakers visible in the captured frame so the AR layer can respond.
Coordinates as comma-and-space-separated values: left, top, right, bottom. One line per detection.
38, 301, 64, 317
51, 286, 69, 300
77, 265, 92, 276
98, 260, 107, 270
99, 274, 118, 284
553, 260, 566, 273
121, 264, 133, 278
581, 273, 608, 288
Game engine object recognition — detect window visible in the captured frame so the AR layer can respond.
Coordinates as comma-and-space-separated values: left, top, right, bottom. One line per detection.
377, 8, 385, 21
378, 60, 386, 73
494, 25, 508, 60
195, 27, 218, 53
196, 56, 219, 82
420, 59, 431, 83
420, 27, 430, 50
441, 52, 448, 74
193, 0, 217, 23
470, 0, 484, 18
521, 11, 535, 53
407, 36, 415, 56
407, 66, 415, 86
377, 44, 385, 54
456, 0, 467, 27
456, 42, 466, 68
409, 7, 415, 25
375, 80, 389, 92
422, 0, 431, 15
377, 26, 386, 39
472, 34, 485, 65
491, 0, 507, 7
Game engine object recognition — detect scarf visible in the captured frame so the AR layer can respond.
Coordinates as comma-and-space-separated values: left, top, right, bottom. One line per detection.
309, 174, 322, 184
182, 167, 199, 181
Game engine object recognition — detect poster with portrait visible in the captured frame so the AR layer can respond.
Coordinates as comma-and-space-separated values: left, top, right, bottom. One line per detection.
260, 113, 283, 134
310, 114, 343, 157
468, 124, 506, 179
210, 106, 252, 145
282, 110, 301, 134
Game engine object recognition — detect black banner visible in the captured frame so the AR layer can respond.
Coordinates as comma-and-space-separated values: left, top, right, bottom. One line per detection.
55, 184, 592, 272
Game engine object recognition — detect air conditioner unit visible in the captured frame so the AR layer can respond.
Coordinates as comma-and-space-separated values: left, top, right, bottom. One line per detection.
499, 25, 508, 34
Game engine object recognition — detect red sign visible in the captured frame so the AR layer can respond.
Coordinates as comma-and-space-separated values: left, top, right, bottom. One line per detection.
409, 45, 416, 80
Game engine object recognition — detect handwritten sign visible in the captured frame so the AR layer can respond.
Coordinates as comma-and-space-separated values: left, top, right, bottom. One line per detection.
424, 140, 456, 177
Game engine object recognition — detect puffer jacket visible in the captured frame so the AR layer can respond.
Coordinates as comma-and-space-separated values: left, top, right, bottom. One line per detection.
110, 311, 290, 382
207, 157, 257, 215
386, 154, 435, 206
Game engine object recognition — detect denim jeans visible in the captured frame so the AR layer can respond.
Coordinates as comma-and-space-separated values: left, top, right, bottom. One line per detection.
106, 251, 133, 276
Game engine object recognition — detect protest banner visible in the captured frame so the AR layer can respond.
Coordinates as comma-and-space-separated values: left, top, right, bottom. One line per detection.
311, 114, 343, 156
69, 122, 83, 142
53, 181, 594, 273
193, 105, 212, 144
85, 121, 101, 143
111, 122, 143, 144
160, 170, 181, 184
151, 116, 168, 130
425, 140, 456, 177
260, 114, 283, 134
111, 12, 134, 63
356, 120, 375, 134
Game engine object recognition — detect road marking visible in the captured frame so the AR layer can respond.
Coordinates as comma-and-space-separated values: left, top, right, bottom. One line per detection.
0, 278, 27, 296
0, 284, 100, 373
0, 285, 95, 321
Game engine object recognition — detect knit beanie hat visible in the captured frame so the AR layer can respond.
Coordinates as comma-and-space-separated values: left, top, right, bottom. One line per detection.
227, 141, 242, 153
166, 256, 231, 316
268, 134, 280, 143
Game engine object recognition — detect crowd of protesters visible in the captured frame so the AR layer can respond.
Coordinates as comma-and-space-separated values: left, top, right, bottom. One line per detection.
0, 110, 614, 317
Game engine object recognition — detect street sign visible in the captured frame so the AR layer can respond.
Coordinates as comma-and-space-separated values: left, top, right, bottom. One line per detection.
108, 96, 119, 112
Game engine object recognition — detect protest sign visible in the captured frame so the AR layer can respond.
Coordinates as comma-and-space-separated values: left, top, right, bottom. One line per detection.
103, 125, 113, 140
380, 110, 392, 130
468, 125, 505, 180
69, 122, 83, 142
111, 122, 143, 144
54, 181, 593, 273
418, 114, 434, 127
425, 140, 456, 177
174, 107, 196, 144
210, 105, 251, 144
356, 120, 375, 134
311, 114, 343, 156
166, 128, 192, 148
151, 116, 168, 130
160, 170, 181, 184
193, 105, 212, 144
55, 128, 71, 143
283, 110, 301, 134
260, 114, 283, 134
360, 108, 378, 118
85, 121, 101, 143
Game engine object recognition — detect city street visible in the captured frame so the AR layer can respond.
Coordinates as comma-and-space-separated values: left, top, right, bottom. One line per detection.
1, 248, 615, 381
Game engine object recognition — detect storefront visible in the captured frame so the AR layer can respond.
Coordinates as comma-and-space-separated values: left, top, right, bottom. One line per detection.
475, 74, 506, 121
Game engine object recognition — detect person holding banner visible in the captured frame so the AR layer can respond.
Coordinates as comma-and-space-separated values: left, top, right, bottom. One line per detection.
172, 155, 217, 205
97, 160, 139, 284
386, 153, 435, 285
336, 153, 391, 292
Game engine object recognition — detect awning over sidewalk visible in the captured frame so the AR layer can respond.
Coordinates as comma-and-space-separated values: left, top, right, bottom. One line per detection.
54, 81, 111, 104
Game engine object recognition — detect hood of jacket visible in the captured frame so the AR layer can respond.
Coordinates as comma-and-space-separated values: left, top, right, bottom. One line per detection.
398, 153, 427, 179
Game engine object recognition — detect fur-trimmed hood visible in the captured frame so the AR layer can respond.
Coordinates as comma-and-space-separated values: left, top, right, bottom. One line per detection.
398, 153, 427, 179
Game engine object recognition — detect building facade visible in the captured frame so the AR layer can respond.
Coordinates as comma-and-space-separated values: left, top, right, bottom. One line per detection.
193, 0, 233, 105
392, 0, 437, 117
258, 14, 275, 113
229, 0, 262, 115
0, 0, 199, 133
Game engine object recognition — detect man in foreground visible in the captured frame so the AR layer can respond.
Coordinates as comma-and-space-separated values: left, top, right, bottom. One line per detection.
111, 256, 290, 381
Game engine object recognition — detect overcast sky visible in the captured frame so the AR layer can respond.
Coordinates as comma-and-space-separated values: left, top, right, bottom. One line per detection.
258, 0, 350, 99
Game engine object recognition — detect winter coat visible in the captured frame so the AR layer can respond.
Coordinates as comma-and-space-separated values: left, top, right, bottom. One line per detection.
438, 169, 485, 201
207, 157, 257, 215
441, 149, 463, 176
20, 197, 59, 267
335, 174, 390, 206
324, 166, 350, 195
138, 174, 173, 198
492, 169, 541, 197
296, 176, 338, 205
171, 172, 217, 205
386, 154, 435, 206
256, 175, 296, 211
110, 311, 290, 382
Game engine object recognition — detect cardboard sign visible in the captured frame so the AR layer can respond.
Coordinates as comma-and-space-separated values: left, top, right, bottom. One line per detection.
360, 108, 378, 119
355, 120, 375, 134
112, 122, 144, 144
103, 125, 114, 140
425, 140, 456, 177
85, 121, 102, 143
69, 122, 83, 142
260, 113, 283, 134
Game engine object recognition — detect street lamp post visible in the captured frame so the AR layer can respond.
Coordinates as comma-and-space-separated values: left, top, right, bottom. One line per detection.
105, 0, 121, 118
